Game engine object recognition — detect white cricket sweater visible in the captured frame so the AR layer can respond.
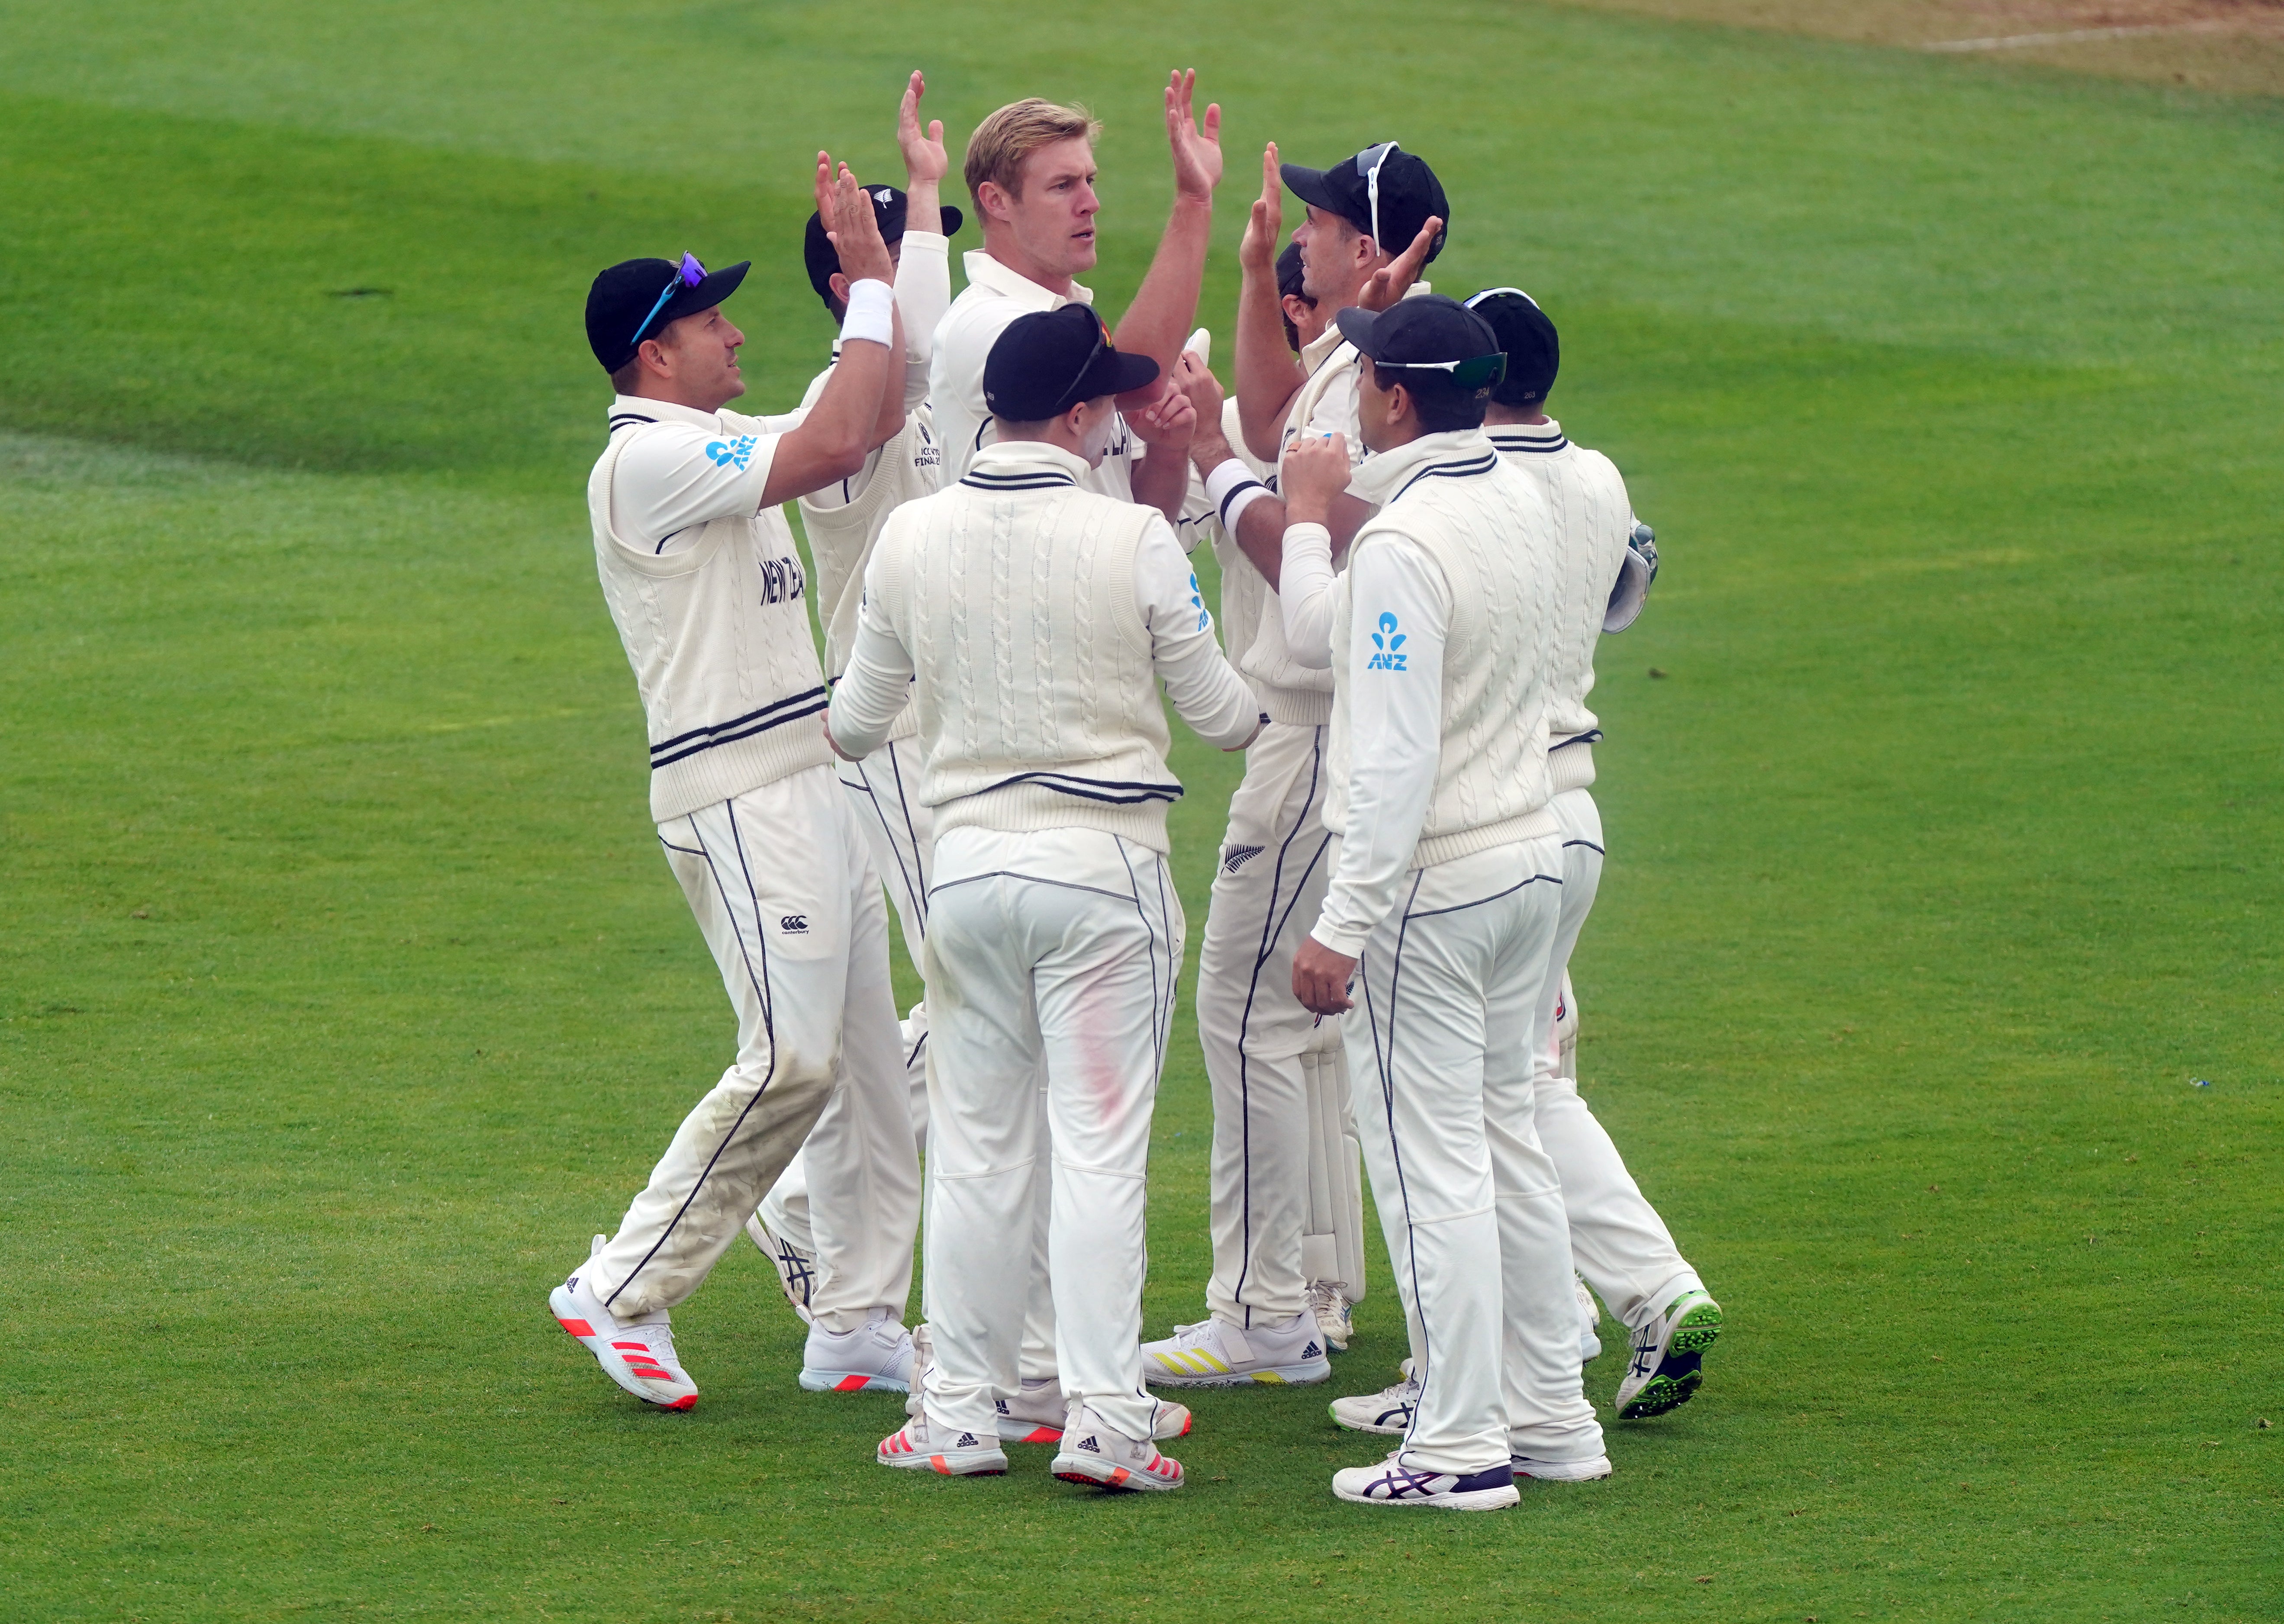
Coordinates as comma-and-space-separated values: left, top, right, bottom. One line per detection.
1488, 419, 1632, 795
588, 395, 832, 823
828, 442, 1260, 853
1303, 430, 1560, 949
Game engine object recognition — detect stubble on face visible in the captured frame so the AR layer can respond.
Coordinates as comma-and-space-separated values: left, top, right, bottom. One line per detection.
1010, 138, 1100, 280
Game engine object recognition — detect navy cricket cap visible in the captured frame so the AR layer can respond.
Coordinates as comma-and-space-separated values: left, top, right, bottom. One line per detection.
804, 185, 966, 306
983, 304, 1160, 421
1465, 288, 1559, 405
1334, 295, 1504, 390
1281, 143, 1449, 264
587, 256, 750, 373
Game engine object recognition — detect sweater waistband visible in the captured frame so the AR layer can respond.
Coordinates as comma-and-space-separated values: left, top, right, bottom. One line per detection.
1413, 806, 1562, 871
1258, 685, 1334, 727
933, 780, 1173, 854
1548, 739, 1596, 795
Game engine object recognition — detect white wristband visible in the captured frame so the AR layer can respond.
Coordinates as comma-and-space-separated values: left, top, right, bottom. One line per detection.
1204, 457, 1270, 531
840, 278, 894, 348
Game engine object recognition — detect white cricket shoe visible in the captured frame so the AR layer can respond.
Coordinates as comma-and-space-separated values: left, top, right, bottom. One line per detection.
1051, 1403, 1184, 1492
1615, 1287, 1723, 1419
547, 1236, 698, 1411
744, 1212, 816, 1325
1329, 1358, 1422, 1435
1140, 1312, 1329, 1387
904, 1326, 1194, 1442
1332, 1450, 1518, 1511
1307, 1279, 1355, 1352
1511, 1452, 1613, 1482
876, 1412, 1008, 1476
801, 1309, 915, 1393
1576, 1273, 1603, 1364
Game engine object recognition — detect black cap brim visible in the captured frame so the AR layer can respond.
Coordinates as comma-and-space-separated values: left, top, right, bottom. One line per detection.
1074, 348, 1161, 404
1334, 305, 1387, 359
1280, 163, 1368, 234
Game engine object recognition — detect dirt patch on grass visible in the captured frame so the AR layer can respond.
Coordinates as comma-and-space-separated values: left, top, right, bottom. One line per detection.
1551, 0, 2284, 96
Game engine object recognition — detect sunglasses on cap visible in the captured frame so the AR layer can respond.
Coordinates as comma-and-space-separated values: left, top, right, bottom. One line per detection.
1355, 142, 1398, 251
1374, 351, 1508, 390
1465, 286, 1540, 310
1047, 316, 1110, 415
629, 253, 708, 350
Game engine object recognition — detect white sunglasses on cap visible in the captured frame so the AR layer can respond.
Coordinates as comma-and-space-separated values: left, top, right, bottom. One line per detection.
1355, 141, 1398, 251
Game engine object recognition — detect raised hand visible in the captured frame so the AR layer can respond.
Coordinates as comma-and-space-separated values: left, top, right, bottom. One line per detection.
1239, 141, 1282, 277
1171, 349, 1226, 424
1164, 69, 1223, 203
1279, 431, 1350, 524
1357, 215, 1442, 312
1130, 383, 1197, 450
896, 70, 948, 189
823, 159, 897, 287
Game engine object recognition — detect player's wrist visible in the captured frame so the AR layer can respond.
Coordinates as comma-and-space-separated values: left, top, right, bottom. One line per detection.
1204, 457, 1268, 531
840, 279, 894, 347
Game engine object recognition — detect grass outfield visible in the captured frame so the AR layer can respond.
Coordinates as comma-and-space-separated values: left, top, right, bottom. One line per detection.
2, 3, 2279, 1619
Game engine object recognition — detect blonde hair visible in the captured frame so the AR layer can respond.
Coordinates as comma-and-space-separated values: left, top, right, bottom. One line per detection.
963, 99, 1102, 206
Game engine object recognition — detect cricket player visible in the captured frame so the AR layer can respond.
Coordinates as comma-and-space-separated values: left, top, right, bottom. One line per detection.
548, 163, 914, 1412
1283, 296, 1608, 1508
830, 305, 1262, 1489
1467, 287, 1719, 1420
740, 72, 961, 1396
930, 72, 1222, 518
1141, 141, 1447, 1386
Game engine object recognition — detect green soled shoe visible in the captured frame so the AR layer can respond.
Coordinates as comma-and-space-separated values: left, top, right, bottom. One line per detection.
1614, 1290, 1723, 1420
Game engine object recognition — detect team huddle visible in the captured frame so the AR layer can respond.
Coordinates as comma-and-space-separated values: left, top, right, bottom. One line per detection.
554, 68, 1719, 1511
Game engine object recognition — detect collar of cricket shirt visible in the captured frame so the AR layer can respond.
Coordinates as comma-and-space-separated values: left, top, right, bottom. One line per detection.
1309, 279, 1435, 375
1344, 426, 1497, 508
607, 392, 722, 431
1486, 417, 1567, 454
959, 438, 1091, 490
963, 250, 1095, 312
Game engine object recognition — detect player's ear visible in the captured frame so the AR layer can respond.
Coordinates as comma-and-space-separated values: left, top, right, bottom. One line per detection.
829, 271, 852, 306
977, 180, 1011, 224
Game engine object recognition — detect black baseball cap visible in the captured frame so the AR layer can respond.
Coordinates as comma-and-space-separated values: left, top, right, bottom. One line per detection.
1334, 295, 1505, 390
983, 304, 1160, 421
1465, 288, 1559, 405
804, 185, 966, 306
586, 255, 750, 373
1281, 143, 1449, 264
1276, 241, 1309, 304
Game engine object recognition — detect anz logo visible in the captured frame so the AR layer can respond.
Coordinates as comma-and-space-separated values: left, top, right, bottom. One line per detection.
759, 554, 806, 606
1188, 570, 1208, 632
704, 434, 759, 471
1366, 612, 1408, 671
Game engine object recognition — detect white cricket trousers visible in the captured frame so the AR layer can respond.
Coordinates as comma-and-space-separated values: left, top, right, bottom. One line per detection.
1347, 836, 1605, 1475
757, 738, 931, 1333
584, 766, 911, 1322
918, 826, 1182, 1444
1197, 721, 1367, 1327
1533, 788, 1702, 1328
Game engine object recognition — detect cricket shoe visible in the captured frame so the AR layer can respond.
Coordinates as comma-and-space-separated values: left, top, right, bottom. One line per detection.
1307, 1279, 1355, 1352
1615, 1287, 1723, 1419
743, 1212, 816, 1325
904, 1328, 1195, 1443
548, 1237, 697, 1411
801, 1309, 915, 1393
1329, 1358, 1421, 1435
876, 1413, 1008, 1476
1332, 1451, 1518, 1511
1577, 1273, 1604, 1364
1510, 1452, 1613, 1483
1140, 1312, 1329, 1387
1051, 1403, 1184, 1492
